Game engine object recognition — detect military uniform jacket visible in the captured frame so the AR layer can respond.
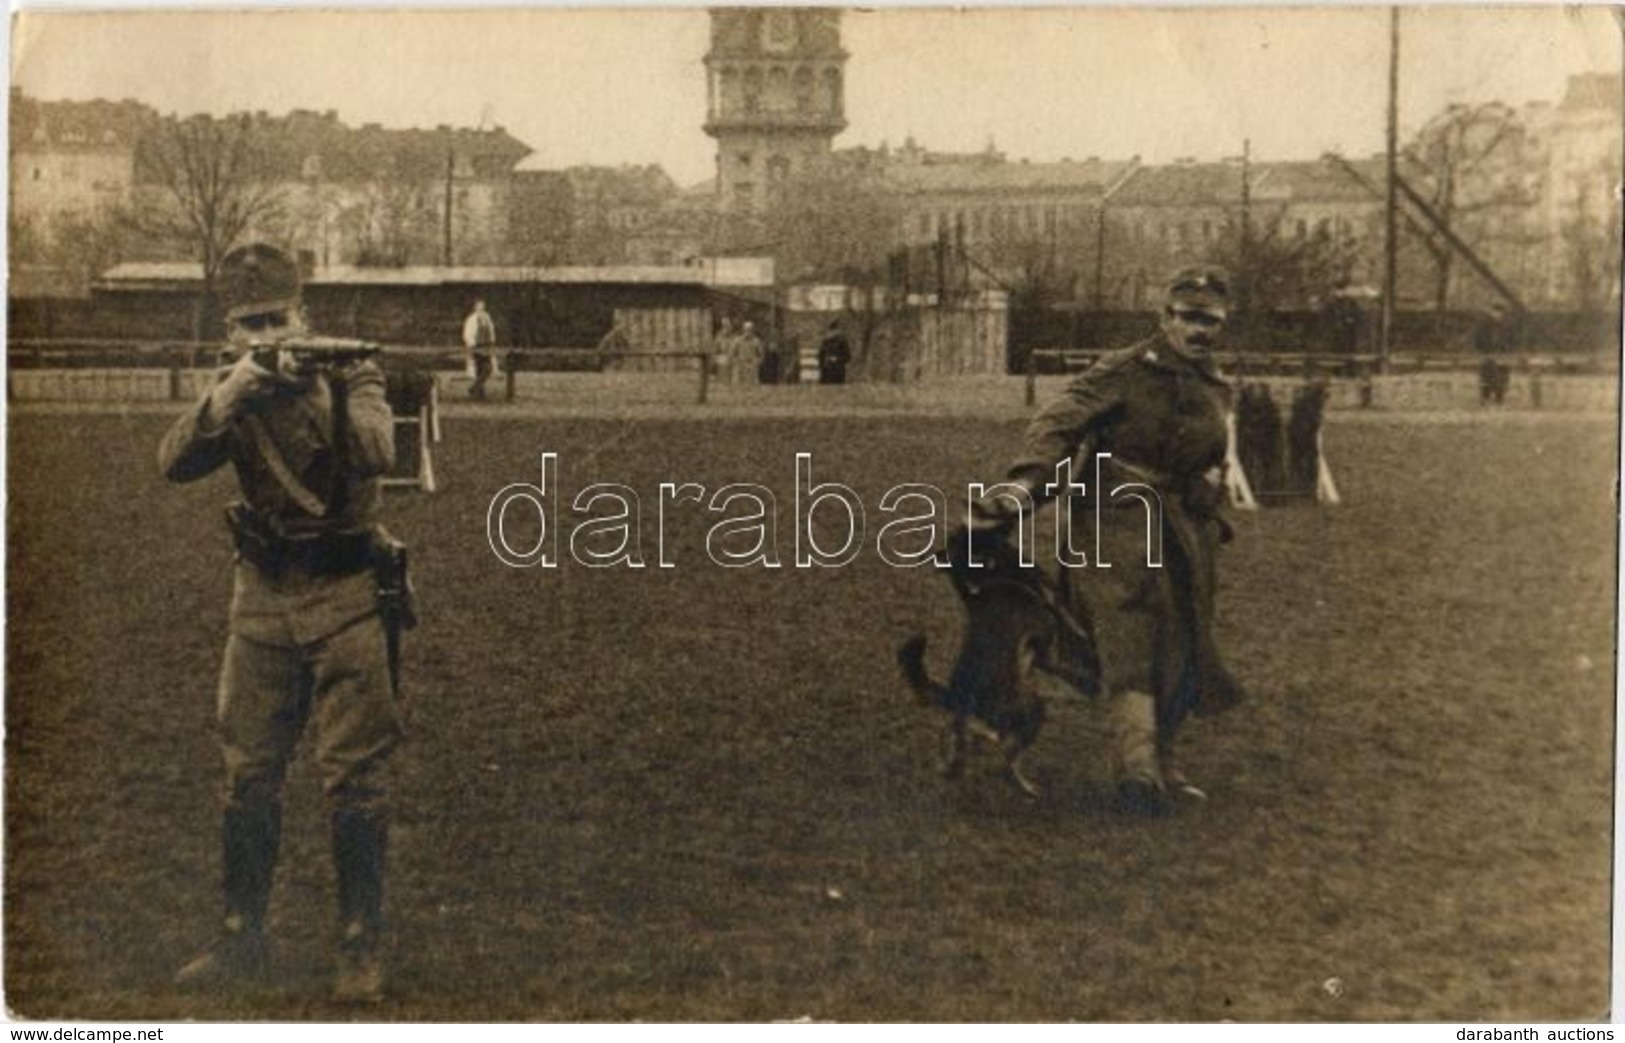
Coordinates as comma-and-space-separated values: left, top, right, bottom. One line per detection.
159, 361, 395, 647
1015, 337, 1238, 716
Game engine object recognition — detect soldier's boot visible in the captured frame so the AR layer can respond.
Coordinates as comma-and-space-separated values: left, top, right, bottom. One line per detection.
1158, 737, 1208, 803
175, 802, 280, 987
1108, 690, 1167, 817
331, 808, 389, 1005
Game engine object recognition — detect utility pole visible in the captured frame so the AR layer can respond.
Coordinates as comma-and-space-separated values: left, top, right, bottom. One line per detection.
443, 143, 455, 268
1380, 7, 1400, 374
1093, 204, 1107, 309
1239, 138, 1252, 316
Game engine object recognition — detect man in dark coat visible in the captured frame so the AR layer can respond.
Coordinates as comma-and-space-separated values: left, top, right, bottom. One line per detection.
1473, 301, 1515, 406
817, 321, 851, 385
970, 264, 1245, 816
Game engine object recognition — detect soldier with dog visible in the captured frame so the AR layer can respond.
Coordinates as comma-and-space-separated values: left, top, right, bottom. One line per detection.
160, 243, 413, 1003
968, 264, 1246, 817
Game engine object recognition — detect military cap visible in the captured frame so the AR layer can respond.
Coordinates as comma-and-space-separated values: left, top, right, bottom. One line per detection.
1165, 264, 1230, 314
218, 243, 301, 323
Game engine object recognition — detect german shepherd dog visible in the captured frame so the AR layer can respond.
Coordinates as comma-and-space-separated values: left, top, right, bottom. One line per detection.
897, 526, 1096, 798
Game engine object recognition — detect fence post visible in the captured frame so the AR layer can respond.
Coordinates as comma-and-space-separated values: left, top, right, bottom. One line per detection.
1529, 370, 1543, 410
697, 352, 710, 404
1024, 349, 1037, 407
169, 367, 183, 401
505, 350, 517, 402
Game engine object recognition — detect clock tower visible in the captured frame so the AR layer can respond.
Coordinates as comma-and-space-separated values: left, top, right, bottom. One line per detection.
703, 8, 848, 219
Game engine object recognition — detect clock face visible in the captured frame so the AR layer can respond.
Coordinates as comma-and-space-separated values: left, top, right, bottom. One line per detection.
761, 10, 795, 53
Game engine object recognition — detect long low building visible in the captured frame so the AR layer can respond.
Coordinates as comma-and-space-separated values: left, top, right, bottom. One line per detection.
80, 260, 777, 351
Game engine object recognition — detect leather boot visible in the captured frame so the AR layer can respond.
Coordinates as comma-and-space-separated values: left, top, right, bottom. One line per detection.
331, 808, 388, 1004
1108, 690, 1167, 817
1158, 738, 1208, 803
175, 802, 281, 987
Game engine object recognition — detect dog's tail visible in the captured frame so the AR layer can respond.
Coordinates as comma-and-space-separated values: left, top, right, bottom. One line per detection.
897, 634, 948, 708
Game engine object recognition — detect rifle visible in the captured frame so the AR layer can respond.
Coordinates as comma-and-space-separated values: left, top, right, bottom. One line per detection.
223, 335, 384, 377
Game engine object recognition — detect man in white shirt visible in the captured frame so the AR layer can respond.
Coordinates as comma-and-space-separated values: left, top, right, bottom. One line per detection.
461, 299, 500, 400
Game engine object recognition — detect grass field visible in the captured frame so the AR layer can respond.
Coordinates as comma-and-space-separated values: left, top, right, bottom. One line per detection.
4, 399, 1617, 1022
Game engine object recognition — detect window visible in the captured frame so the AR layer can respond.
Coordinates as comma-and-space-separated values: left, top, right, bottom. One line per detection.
794, 68, 814, 112
767, 67, 789, 111
821, 68, 841, 113
744, 68, 763, 114
763, 10, 795, 51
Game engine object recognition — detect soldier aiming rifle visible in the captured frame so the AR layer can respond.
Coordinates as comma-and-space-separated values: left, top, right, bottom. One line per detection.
160, 242, 416, 1004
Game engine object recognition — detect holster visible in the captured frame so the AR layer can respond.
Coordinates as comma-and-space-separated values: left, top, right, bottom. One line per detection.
368, 525, 417, 698
368, 526, 418, 632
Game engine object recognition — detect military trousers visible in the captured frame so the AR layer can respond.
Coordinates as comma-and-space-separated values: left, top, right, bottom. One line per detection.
1061, 499, 1223, 737
217, 611, 403, 814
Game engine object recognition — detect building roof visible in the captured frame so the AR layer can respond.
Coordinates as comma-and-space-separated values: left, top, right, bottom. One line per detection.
1250, 158, 1387, 204
114, 106, 532, 184
1559, 72, 1622, 113
887, 157, 1136, 196
93, 261, 772, 291
10, 90, 156, 152
1107, 161, 1250, 207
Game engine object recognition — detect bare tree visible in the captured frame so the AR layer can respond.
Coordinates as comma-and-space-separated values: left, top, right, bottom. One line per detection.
754, 157, 901, 284
351, 179, 439, 267
751, 156, 906, 371
1213, 214, 1360, 313
1402, 102, 1533, 311
133, 113, 286, 337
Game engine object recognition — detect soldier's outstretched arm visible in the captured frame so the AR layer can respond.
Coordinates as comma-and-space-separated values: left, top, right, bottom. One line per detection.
157, 353, 278, 483
1012, 358, 1127, 479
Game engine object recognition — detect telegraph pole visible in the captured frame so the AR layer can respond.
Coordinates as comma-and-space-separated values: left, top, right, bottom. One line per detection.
1380, 7, 1400, 373
1092, 205, 1107, 308
443, 144, 455, 268
1239, 138, 1252, 315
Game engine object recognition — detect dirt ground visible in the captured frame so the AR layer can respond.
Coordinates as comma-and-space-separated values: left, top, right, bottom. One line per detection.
4, 400, 1616, 1021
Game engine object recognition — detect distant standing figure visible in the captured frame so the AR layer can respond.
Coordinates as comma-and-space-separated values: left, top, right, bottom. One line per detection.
759, 331, 783, 385
1325, 291, 1364, 355
1473, 301, 1515, 407
735, 322, 764, 385
714, 318, 738, 382
817, 322, 851, 385
462, 299, 500, 400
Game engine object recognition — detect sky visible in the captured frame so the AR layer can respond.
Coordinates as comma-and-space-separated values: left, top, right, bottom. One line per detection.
8, 5, 1622, 187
